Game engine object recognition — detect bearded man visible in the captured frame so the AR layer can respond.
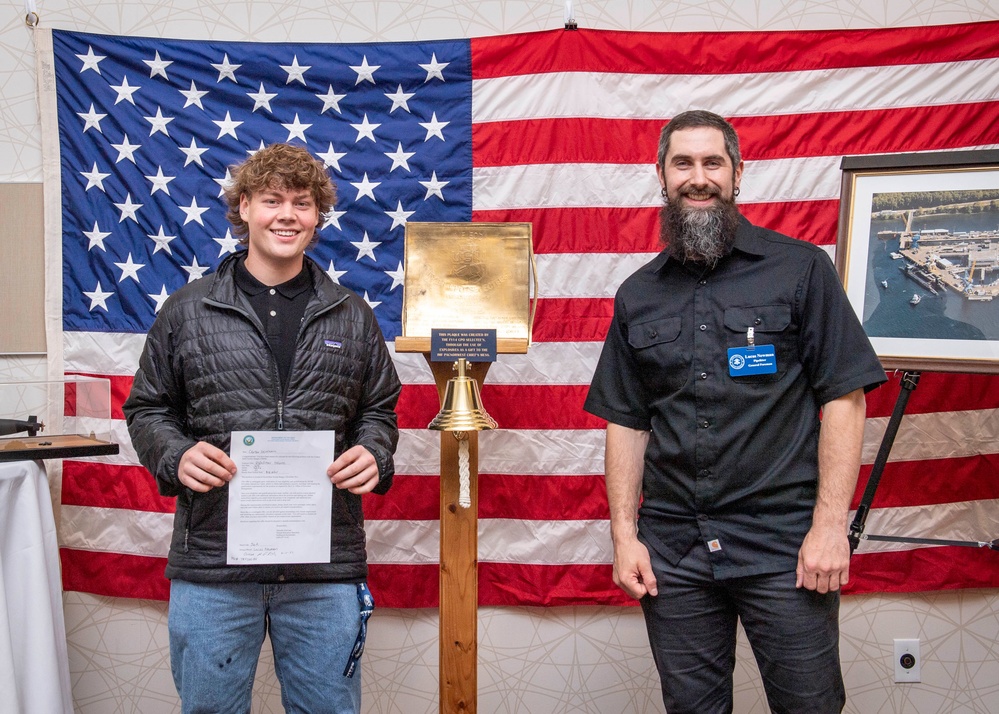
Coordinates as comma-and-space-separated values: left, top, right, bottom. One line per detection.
584, 110, 885, 714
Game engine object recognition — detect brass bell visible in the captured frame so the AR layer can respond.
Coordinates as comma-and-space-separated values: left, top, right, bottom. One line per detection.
428, 358, 497, 432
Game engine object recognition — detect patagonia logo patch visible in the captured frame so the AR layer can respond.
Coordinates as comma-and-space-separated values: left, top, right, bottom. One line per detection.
324, 339, 343, 349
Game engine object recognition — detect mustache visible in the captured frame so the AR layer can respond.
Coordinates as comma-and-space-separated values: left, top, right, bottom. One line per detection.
679, 185, 721, 198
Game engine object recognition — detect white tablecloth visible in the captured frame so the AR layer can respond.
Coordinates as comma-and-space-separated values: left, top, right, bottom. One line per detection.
0, 460, 73, 714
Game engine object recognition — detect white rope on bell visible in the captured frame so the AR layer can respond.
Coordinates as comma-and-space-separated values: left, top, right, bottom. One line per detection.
457, 438, 471, 509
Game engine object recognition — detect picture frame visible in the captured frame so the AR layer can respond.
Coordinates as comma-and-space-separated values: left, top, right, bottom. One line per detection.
836, 149, 999, 373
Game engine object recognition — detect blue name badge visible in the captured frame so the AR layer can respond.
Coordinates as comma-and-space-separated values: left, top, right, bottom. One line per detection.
728, 345, 777, 376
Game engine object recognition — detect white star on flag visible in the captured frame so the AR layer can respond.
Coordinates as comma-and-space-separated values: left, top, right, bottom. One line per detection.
81, 163, 111, 191
282, 114, 312, 142
351, 173, 381, 202
147, 285, 171, 313
76, 46, 105, 74
385, 201, 415, 230
350, 56, 379, 84
84, 222, 111, 251
211, 54, 240, 82
180, 138, 208, 167
351, 114, 380, 142
143, 51, 171, 79
114, 253, 145, 282
84, 281, 114, 311
145, 167, 175, 195
386, 262, 405, 290
114, 194, 142, 223
281, 56, 311, 85
213, 169, 233, 197
112, 135, 141, 163
180, 81, 209, 109
213, 229, 241, 256
385, 143, 415, 172
179, 197, 210, 225
144, 107, 174, 136
77, 104, 106, 133
323, 208, 347, 231
419, 112, 449, 141
420, 53, 449, 82
214, 111, 243, 140
248, 83, 277, 113
326, 260, 348, 283
182, 257, 210, 282
419, 171, 449, 200
110, 76, 140, 105
147, 226, 177, 255
316, 86, 346, 114
385, 85, 414, 113
362, 291, 381, 309
317, 143, 347, 172
351, 232, 381, 261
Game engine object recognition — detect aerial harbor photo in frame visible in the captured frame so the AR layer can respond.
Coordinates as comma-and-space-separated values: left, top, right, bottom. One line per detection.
837, 150, 999, 373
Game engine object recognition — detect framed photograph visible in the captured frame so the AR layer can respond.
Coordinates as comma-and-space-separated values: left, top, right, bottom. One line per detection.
836, 149, 999, 373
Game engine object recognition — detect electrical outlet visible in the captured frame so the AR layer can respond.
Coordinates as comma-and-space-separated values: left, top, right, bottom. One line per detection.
894, 638, 921, 683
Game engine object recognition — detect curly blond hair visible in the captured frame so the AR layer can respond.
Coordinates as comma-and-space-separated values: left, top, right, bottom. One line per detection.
224, 143, 336, 245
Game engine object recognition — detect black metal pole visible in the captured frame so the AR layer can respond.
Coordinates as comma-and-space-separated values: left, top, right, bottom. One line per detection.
848, 371, 920, 553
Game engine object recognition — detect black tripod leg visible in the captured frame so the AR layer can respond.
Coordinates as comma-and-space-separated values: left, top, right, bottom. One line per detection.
848, 371, 920, 553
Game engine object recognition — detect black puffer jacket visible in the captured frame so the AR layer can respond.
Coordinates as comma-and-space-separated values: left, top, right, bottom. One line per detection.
123, 252, 401, 584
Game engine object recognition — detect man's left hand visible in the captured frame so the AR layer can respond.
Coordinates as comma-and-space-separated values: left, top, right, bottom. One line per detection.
328, 445, 380, 495
796, 523, 850, 593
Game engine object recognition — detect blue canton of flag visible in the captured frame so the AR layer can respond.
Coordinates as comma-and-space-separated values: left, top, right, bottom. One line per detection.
53, 29, 473, 340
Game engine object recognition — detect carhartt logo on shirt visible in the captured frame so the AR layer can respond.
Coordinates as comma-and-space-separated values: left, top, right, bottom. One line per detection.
324, 340, 343, 350
707, 539, 722, 552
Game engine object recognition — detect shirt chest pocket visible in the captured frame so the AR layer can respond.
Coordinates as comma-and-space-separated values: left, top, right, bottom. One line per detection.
723, 305, 796, 383
627, 316, 690, 394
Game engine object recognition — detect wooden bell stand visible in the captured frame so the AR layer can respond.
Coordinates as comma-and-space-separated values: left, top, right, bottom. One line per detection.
394, 337, 527, 713
396, 221, 534, 713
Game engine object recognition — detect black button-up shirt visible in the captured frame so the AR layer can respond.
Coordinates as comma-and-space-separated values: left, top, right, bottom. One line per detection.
584, 217, 886, 579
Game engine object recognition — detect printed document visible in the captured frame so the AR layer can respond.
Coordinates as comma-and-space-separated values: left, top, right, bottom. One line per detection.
227, 430, 334, 565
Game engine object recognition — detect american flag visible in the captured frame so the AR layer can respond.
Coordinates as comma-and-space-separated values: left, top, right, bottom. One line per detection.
44, 22, 999, 608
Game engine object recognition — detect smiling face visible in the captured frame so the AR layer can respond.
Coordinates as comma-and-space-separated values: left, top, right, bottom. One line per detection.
239, 186, 319, 285
657, 126, 744, 208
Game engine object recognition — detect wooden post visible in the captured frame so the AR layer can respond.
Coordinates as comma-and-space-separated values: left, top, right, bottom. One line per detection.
429, 358, 490, 714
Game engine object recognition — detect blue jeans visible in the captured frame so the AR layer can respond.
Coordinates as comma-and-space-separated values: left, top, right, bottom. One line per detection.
641, 543, 845, 714
168, 580, 362, 714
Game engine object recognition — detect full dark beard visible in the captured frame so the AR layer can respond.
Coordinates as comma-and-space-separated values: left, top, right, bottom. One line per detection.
659, 193, 741, 267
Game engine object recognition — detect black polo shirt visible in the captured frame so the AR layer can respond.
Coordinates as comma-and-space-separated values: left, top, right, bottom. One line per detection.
234, 257, 312, 393
584, 216, 886, 579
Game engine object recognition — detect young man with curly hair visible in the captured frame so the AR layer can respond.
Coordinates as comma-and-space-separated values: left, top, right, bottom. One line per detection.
124, 143, 400, 713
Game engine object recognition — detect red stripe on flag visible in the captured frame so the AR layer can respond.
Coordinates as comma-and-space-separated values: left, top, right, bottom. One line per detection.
473, 207, 660, 253
363, 475, 440, 521
68, 372, 132, 420
365, 474, 609, 521
475, 199, 842, 253
471, 23, 999, 78
847, 547, 999, 594
473, 103, 999, 167
481, 474, 608, 520
368, 564, 438, 608
853, 454, 999, 509
533, 298, 615, 342
865, 372, 999, 418
62, 460, 174, 512
60, 548, 170, 601
480, 562, 630, 607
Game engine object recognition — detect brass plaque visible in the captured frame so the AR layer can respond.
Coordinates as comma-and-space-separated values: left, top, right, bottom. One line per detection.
402, 222, 533, 343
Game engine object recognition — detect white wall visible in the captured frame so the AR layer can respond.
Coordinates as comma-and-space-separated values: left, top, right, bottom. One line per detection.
3, 1, 999, 712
